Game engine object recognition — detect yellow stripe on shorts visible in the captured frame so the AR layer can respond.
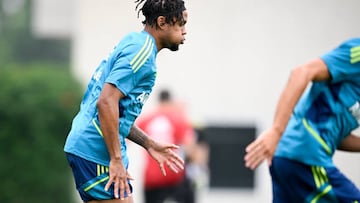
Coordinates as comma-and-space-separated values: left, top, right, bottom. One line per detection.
84, 176, 109, 192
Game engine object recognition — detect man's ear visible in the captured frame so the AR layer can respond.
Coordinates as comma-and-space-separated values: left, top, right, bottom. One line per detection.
157, 16, 167, 29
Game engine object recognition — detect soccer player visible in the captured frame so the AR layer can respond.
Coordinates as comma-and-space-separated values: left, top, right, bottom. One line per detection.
244, 38, 360, 202
64, 0, 188, 202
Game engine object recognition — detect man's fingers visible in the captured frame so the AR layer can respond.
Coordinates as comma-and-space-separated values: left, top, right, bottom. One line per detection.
119, 181, 126, 200
245, 140, 259, 153
126, 173, 134, 180
125, 182, 132, 198
159, 163, 167, 176
104, 171, 133, 200
170, 150, 185, 165
170, 156, 184, 171
168, 144, 180, 149
104, 176, 113, 191
104, 177, 121, 199
114, 179, 120, 199
247, 154, 265, 170
244, 141, 266, 169
245, 151, 259, 169
166, 160, 179, 173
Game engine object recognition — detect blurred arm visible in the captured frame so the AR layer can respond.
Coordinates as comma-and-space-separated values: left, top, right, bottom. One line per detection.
272, 58, 331, 136
245, 58, 331, 169
338, 134, 360, 152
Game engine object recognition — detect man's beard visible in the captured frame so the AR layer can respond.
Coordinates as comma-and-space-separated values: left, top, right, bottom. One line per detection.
168, 44, 179, 51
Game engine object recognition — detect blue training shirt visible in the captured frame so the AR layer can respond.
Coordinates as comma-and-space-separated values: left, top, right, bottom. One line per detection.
275, 38, 360, 167
64, 31, 158, 167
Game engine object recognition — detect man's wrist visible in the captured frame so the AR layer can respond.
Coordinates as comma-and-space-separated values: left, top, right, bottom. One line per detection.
144, 138, 155, 150
110, 154, 122, 161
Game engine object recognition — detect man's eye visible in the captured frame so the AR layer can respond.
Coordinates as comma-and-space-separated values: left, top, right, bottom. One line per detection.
179, 21, 186, 26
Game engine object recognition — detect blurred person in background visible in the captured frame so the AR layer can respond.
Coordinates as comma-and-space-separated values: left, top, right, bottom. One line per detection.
137, 89, 209, 203
244, 38, 360, 202
63, 0, 188, 202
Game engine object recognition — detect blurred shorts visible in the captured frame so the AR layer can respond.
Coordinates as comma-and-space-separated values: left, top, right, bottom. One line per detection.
270, 157, 360, 203
66, 153, 133, 202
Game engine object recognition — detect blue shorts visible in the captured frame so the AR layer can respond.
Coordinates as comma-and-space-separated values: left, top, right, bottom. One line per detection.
270, 157, 360, 203
66, 153, 133, 202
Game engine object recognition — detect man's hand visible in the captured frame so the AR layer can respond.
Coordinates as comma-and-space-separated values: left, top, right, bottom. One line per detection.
148, 142, 185, 176
244, 128, 281, 170
104, 158, 133, 200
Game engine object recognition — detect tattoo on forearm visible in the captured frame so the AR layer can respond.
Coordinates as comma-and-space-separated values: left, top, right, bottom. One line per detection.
128, 125, 150, 149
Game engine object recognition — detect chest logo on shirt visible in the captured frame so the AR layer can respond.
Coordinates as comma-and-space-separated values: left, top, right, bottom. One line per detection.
349, 101, 360, 124
93, 70, 103, 81
136, 91, 150, 105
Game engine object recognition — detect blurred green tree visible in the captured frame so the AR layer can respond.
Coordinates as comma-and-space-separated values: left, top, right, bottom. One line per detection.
0, 1, 82, 201
0, 65, 82, 203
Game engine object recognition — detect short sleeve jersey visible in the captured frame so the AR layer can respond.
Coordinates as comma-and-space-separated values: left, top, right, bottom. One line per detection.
64, 31, 158, 167
275, 38, 360, 167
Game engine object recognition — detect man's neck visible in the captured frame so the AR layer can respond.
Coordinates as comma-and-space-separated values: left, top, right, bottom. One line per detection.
144, 26, 162, 52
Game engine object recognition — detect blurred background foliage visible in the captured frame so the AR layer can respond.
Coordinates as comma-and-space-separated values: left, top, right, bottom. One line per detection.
0, 0, 82, 202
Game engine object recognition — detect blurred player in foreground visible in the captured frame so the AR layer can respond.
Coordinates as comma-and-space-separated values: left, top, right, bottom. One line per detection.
245, 38, 360, 202
64, 0, 188, 202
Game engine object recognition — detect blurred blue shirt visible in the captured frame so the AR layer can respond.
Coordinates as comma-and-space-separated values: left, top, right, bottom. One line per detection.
275, 38, 360, 167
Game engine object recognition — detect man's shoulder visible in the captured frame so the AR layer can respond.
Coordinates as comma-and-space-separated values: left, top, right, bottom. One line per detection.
116, 31, 155, 55
121, 31, 149, 45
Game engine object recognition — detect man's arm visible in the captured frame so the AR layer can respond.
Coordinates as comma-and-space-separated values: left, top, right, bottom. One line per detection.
338, 134, 360, 152
272, 58, 331, 136
97, 83, 131, 199
127, 124, 154, 150
128, 124, 185, 175
97, 83, 123, 162
245, 58, 332, 169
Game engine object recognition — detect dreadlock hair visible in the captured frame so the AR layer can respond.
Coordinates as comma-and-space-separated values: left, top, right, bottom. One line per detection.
135, 0, 186, 27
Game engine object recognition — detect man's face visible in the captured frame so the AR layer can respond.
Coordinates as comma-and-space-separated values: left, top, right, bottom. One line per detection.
163, 10, 187, 51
